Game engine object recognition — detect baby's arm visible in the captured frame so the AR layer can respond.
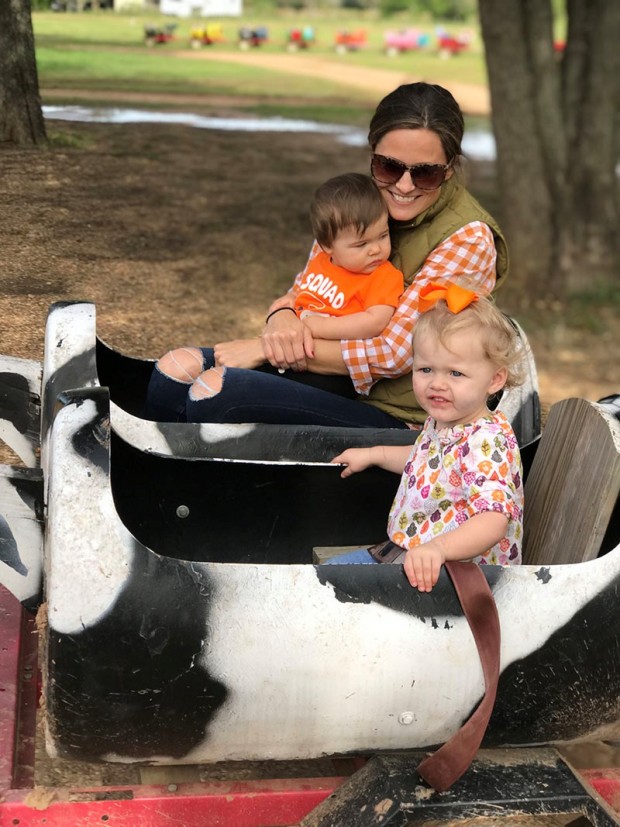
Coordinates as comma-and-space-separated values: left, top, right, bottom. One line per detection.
268, 293, 297, 313
303, 305, 395, 340
332, 443, 411, 477
403, 512, 508, 592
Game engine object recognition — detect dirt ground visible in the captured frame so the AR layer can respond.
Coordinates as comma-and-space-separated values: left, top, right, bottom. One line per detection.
1, 93, 619, 796
0, 114, 618, 406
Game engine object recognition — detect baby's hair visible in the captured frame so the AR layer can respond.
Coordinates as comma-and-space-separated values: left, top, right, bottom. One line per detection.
413, 297, 525, 388
310, 172, 388, 249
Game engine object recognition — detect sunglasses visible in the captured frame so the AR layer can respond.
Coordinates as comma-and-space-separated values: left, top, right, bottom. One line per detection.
370, 154, 451, 191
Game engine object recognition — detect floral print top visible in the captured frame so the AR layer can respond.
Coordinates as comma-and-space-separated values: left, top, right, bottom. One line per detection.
387, 411, 524, 566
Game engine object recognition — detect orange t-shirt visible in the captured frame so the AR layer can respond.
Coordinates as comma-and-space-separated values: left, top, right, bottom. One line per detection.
294, 251, 403, 318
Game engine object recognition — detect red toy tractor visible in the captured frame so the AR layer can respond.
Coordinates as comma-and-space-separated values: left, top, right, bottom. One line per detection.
143, 23, 177, 47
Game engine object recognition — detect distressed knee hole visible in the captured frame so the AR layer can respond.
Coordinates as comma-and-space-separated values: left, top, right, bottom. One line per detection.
189, 367, 225, 400
158, 347, 204, 382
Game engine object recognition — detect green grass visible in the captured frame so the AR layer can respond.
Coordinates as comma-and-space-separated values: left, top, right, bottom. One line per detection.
36, 45, 375, 102
46, 127, 96, 148
33, 9, 488, 118
565, 285, 620, 332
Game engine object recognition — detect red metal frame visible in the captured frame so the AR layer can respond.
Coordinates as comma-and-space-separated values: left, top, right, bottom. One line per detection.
2, 584, 619, 826
581, 768, 620, 814
0, 780, 340, 826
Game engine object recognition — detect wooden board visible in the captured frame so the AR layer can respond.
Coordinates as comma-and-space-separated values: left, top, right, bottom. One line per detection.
523, 398, 620, 565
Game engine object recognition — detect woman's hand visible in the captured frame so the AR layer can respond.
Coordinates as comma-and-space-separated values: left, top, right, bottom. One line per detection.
261, 310, 315, 372
213, 338, 266, 369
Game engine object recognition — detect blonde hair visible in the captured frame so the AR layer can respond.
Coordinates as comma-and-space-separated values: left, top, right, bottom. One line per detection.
412, 297, 525, 389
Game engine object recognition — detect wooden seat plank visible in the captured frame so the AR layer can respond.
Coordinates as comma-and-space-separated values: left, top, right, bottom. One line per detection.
522, 398, 620, 566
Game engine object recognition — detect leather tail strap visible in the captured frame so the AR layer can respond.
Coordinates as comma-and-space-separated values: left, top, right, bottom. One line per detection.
416, 560, 501, 792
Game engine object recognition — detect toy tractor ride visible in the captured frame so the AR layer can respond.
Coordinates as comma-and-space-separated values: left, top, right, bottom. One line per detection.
334, 29, 367, 54
1, 301, 620, 825
238, 25, 268, 49
190, 23, 225, 48
286, 26, 315, 51
383, 28, 430, 57
436, 27, 471, 58
144, 22, 177, 47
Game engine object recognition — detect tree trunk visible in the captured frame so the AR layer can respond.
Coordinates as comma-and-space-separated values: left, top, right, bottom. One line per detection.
0, 0, 47, 147
562, 0, 620, 291
478, 0, 620, 301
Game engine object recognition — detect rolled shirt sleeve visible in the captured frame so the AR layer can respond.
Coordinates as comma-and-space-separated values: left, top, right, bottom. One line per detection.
341, 222, 498, 394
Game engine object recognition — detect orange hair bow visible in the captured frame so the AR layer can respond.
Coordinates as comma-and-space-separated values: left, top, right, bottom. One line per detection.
418, 282, 479, 314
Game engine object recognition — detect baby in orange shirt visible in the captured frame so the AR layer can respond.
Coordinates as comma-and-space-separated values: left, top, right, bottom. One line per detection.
268, 173, 404, 341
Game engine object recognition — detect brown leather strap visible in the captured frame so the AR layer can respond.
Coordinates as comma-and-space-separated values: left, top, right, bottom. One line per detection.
416, 560, 501, 792
367, 539, 405, 564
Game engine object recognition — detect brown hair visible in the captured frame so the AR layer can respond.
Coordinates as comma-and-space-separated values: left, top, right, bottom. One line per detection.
310, 173, 387, 249
368, 82, 464, 165
412, 297, 525, 389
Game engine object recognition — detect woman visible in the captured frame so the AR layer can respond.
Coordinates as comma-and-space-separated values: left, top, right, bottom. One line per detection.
145, 82, 508, 428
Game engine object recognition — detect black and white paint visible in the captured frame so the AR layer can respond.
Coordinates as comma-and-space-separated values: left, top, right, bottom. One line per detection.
42, 389, 619, 765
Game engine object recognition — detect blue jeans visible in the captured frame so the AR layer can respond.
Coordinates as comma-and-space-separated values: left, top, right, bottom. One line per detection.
323, 548, 378, 565
145, 348, 409, 429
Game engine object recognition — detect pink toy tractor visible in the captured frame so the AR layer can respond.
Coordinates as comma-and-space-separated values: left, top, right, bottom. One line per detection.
384, 28, 430, 57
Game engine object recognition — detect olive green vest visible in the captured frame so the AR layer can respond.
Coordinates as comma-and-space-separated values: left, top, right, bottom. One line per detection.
361, 177, 509, 424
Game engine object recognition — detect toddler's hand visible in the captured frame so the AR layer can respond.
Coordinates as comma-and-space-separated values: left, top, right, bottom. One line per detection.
404, 542, 446, 592
331, 448, 373, 478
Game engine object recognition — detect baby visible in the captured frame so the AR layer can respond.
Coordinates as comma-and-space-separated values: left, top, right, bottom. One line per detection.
267, 172, 404, 341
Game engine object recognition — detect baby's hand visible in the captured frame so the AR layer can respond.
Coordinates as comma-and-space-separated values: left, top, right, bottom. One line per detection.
269, 295, 296, 312
299, 310, 329, 320
403, 541, 446, 592
302, 316, 320, 336
300, 311, 330, 337
331, 447, 373, 478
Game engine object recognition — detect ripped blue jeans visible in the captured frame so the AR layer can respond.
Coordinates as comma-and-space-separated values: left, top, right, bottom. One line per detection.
144, 347, 409, 429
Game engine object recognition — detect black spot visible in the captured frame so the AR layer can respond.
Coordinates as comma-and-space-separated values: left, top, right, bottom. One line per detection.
535, 566, 552, 584
46, 540, 229, 761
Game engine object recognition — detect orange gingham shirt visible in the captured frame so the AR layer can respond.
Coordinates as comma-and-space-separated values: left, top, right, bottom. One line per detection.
290, 222, 498, 395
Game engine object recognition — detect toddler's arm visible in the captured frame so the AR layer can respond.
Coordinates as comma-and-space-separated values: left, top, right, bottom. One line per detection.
403, 512, 508, 592
303, 305, 395, 340
332, 443, 411, 477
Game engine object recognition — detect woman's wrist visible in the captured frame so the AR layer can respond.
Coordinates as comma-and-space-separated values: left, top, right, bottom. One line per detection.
265, 306, 297, 324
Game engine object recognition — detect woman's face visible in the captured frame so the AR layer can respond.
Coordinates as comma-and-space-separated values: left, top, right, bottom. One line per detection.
373, 128, 453, 223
